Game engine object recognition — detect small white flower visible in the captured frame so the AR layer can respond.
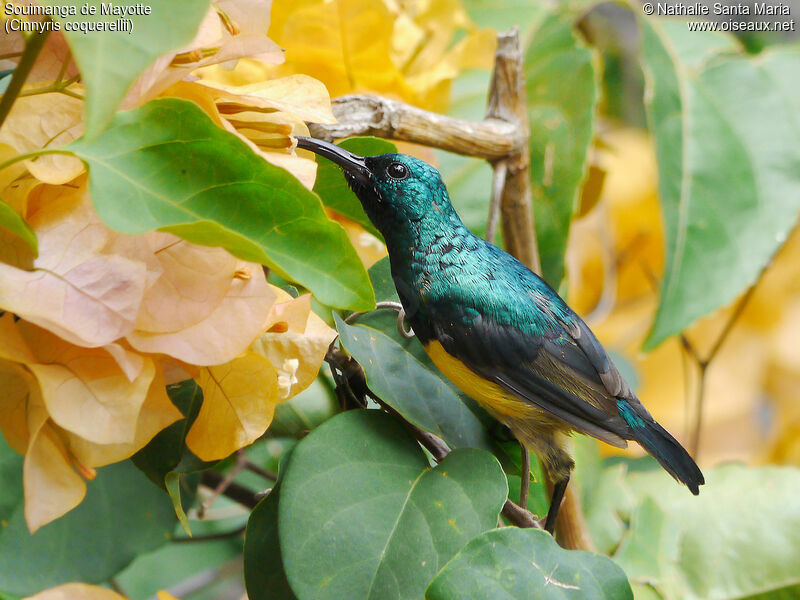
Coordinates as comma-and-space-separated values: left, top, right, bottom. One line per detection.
277, 358, 300, 398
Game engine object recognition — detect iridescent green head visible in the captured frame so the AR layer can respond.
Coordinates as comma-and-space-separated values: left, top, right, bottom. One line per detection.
296, 137, 455, 234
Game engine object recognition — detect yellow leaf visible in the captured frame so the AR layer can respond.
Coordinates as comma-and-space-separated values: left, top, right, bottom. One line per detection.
133, 233, 238, 333
126, 252, 277, 366
0, 360, 36, 453
0, 92, 85, 184
24, 582, 128, 600
24, 409, 86, 532
268, 0, 408, 100
253, 289, 337, 400
125, 0, 284, 105
266, 0, 492, 111
0, 316, 156, 445
197, 74, 336, 124
186, 351, 279, 460
0, 183, 147, 347
0, 143, 29, 195
61, 363, 182, 467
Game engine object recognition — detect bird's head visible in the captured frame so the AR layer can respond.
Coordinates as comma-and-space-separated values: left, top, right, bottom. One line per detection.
296, 137, 456, 235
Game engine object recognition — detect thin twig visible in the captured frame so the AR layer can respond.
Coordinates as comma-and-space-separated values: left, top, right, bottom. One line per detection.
519, 445, 530, 509
0, 24, 51, 128
200, 470, 261, 510
55, 48, 72, 85
639, 258, 766, 457
198, 451, 249, 518
486, 27, 540, 272
242, 458, 277, 481
689, 283, 759, 455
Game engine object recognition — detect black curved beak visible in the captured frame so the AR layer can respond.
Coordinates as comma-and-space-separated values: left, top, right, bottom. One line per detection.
296, 137, 371, 185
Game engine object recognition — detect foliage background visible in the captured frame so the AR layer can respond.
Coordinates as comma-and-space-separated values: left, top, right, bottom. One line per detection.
1, 0, 800, 599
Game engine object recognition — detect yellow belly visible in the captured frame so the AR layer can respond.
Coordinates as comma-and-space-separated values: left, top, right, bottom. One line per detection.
424, 340, 538, 421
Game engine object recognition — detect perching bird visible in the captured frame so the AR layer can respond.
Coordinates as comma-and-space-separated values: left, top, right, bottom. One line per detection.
297, 137, 704, 532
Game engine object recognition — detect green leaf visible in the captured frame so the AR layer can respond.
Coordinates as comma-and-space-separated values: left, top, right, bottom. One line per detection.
165, 472, 191, 536
0, 461, 176, 596
426, 528, 633, 600
67, 98, 374, 311
132, 379, 213, 486
313, 137, 396, 240
435, 69, 494, 237
41, 0, 210, 138
245, 485, 297, 600
460, 0, 545, 45
0, 435, 22, 523
0, 201, 36, 255
279, 410, 507, 600
335, 314, 492, 451
526, 13, 598, 287
614, 463, 800, 599
641, 23, 800, 348
367, 256, 398, 303
268, 378, 339, 437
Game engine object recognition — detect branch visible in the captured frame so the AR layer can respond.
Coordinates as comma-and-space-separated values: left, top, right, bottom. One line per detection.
308, 95, 523, 160
200, 470, 262, 510
502, 499, 543, 529
486, 28, 541, 273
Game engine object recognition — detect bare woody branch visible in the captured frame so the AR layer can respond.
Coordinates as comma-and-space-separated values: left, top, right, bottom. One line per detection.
307, 95, 524, 161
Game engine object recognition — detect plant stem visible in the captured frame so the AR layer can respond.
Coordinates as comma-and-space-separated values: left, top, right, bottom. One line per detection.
0, 25, 51, 129
0, 148, 75, 174
200, 470, 262, 510
519, 445, 530, 509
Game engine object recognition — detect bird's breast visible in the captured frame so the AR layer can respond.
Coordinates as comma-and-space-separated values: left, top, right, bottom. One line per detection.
424, 340, 538, 421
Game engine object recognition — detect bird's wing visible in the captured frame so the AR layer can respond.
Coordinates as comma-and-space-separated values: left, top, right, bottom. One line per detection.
428, 301, 633, 447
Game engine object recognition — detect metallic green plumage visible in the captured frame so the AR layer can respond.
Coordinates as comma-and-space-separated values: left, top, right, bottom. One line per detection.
296, 138, 704, 508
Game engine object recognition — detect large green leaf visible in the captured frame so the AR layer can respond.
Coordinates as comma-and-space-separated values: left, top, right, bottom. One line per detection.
526, 13, 598, 287
641, 23, 800, 348
0, 461, 175, 596
426, 527, 633, 599
279, 410, 508, 600
335, 315, 492, 451
313, 137, 396, 240
41, 0, 210, 138
613, 463, 800, 599
67, 98, 374, 311
244, 445, 299, 600
244, 484, 297, 600
0, 201, 36, 255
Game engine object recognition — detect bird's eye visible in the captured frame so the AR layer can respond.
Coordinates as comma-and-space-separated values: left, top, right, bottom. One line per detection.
386, 162, 409, 180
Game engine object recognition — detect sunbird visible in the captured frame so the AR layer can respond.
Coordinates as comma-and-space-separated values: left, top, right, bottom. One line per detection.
297, 137, 704, 532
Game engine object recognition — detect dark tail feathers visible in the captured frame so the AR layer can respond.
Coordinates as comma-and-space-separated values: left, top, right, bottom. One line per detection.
617, 400, 704, 495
